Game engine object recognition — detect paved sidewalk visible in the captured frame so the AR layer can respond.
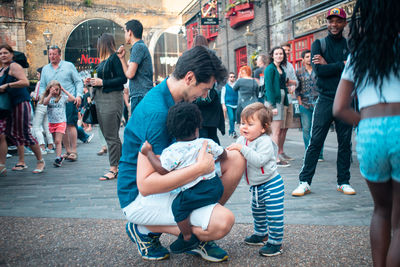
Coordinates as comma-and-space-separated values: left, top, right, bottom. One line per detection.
0, 125, 373, 266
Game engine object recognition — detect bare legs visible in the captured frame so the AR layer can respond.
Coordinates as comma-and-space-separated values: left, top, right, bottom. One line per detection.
271, 120, 283, 161
278, 128, 289, 155
366, 180, 400, 267
63, 125, 78, 154
147, 150, 244, 240
52, 132, 64, 158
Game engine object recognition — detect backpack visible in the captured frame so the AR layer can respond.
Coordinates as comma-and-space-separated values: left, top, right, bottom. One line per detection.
13, 51, 29, 68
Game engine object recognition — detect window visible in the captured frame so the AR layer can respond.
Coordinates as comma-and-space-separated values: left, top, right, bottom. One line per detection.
288, 34, 314, 70
202, 25, 218, 40
235, 46, 247, 75
186, 22, 199, 49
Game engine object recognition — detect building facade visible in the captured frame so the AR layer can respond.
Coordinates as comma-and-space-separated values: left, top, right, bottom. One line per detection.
181, 0, 355, 75
0, 0, 189, 79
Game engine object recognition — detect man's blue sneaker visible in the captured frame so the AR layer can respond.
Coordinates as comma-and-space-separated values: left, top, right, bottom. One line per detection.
186, 241, 228, 262
125, 222, 170, 260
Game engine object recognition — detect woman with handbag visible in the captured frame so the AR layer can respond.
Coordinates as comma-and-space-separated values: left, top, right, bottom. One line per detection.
85, 34, 127, 181
233, 65, 259, 124
0, 44, 45, 174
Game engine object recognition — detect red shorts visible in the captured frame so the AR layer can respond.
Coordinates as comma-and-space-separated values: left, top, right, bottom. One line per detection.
49, 122, 67, 134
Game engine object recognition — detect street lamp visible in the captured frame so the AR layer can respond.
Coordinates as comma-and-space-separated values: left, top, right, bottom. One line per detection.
43, 29, 53, 63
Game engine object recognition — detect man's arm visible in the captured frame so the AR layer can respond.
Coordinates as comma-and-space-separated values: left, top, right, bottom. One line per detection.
137, 140, 215, 196
311, 40, 345, 78
117, 45, 139, 79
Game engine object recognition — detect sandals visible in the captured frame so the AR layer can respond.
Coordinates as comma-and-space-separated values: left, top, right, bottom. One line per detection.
12, 164, 28, 171
0, 164, 6, 177
66, 152, 78, 162
62, 152, 70, 159
99, 170, 118, 181
97, 148, 107, 156
32, 159, 46, 174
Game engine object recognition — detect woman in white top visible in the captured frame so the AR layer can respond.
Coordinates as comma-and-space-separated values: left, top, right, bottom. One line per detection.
333, 0, 400, 266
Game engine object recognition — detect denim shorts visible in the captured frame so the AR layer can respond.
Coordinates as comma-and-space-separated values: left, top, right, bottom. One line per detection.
356, 115, 400, 183
66, 102, 78, 125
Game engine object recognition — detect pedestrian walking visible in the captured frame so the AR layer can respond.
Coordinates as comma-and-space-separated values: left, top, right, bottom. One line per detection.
0, 44, 45, 174
41, 80, 76, 167
31, 67, 55, 155
39, 45, 84, 162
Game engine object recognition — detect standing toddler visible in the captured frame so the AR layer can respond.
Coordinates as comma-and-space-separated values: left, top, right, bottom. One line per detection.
227, 102, 284, 257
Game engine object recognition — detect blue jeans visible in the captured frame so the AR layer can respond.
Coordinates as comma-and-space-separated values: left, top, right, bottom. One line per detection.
130, 95, 144, 115
299, 105, 323, 158
76, 125, 89, 142
226, 106, 237, 135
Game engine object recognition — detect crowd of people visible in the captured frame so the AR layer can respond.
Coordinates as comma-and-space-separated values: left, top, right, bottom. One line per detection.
0, 0, 399, 265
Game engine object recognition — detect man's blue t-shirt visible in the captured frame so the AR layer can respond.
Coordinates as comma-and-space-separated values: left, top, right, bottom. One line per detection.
129, 40, 153, 98
117, 78, 175, 209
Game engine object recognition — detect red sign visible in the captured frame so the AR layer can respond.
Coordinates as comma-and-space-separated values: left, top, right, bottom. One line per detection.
80, 54, 100, 65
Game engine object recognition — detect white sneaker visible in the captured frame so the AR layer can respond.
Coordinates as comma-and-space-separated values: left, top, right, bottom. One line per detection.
40, 147, 47, 155
24, 147, 34, 155
46, 147, 55, 154
292, 182, 311, 197
337, 184, 356, 195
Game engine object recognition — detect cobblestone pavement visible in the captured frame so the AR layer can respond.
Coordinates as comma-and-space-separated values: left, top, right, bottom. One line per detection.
0, 124, 373, 266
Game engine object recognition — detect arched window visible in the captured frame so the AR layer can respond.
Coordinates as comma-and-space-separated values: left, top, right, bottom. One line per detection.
65, 19, 125, 70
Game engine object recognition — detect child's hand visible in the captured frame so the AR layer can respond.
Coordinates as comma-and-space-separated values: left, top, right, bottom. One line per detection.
272, 108, 278, 115
141, 141, 153, 156
227, 143, 242, 152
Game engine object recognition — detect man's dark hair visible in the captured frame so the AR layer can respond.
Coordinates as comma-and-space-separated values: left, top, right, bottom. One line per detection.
167, 102, 202, 140
301, 49, 311, 59
172, 45, 228, 85
125, 19, 143, 39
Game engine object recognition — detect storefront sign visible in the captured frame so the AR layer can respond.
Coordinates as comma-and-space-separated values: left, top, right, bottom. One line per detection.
293, 0, 356, 38
201, 0, 219, 25
80, 54, 100, 65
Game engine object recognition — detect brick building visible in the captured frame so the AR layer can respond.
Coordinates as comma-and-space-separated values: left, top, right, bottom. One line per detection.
181, 0, 355, 75
0, 0, 189, 79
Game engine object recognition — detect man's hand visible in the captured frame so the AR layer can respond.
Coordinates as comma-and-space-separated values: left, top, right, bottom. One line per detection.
74, 96, 82, 108
227, 143, 243, 152
312, 54, 327, 65
141, 141, 153, 156
196, 140, 215, 174
117, 45, 126, 59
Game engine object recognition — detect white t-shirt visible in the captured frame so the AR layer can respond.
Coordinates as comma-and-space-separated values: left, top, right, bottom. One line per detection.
341, 54, 400, 109
160, 138, 224, 191
47, 95, 68, 123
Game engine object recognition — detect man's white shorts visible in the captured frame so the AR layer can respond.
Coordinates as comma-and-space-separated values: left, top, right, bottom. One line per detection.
122, 192, 216, 231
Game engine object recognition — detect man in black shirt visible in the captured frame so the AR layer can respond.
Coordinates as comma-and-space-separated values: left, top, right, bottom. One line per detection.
292, 7, 356, 196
